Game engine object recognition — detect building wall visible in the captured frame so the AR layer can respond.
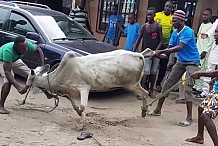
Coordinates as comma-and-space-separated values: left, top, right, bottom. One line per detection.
85, 0, 148, 49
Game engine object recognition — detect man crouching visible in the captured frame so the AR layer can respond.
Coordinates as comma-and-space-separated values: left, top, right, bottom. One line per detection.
0, 36, 44, 114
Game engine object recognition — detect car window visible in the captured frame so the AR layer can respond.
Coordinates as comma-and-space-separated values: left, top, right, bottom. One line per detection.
0, 8, 10, 30
7, 12, 36, 36
34, 15, 95, 41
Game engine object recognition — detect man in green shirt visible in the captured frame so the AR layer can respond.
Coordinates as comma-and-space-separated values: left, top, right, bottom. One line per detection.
0, 36, 44, 114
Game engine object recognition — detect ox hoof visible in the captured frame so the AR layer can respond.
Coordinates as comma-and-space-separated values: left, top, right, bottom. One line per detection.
141, 110, 147, 118
137, 95, 143, 100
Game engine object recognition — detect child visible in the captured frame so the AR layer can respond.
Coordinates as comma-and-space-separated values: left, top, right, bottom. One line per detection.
103, 4, 124, 46
117, 13, 141, 52
133, 7, 163, 98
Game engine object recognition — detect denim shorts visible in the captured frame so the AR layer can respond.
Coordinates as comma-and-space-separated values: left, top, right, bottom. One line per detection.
144, 57, 160, 75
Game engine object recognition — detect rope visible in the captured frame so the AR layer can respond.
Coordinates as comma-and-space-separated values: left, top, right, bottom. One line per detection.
146, 75, 192, 108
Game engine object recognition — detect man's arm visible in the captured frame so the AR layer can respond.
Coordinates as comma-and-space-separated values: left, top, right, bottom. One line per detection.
116, 21, 124, 33
156, 41, 185, 56
132, 25, 144, 52
3, 62, 27, 94
192, 70, 218, 79
35, 46, 44, 66
103, 24, 109, 42
156, 25, 163, 50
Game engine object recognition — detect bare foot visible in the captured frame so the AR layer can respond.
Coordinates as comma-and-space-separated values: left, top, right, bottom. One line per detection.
185, 136, 204, 144
0, 107, 10, 114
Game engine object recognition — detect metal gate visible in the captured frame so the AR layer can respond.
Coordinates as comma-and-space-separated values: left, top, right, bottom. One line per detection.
96, 0, 140, 32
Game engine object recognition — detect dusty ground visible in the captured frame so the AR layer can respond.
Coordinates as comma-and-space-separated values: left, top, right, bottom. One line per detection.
0, 77, 216, 146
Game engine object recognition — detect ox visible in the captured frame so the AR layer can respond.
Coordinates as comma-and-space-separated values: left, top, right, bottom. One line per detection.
26, 49, 155, 130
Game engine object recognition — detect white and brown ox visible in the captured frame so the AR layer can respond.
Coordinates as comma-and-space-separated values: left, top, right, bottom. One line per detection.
26, 49, 155, 129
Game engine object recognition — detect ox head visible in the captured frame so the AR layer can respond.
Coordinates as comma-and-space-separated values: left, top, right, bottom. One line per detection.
26, 64, 50, 86
141, 48, 156, 58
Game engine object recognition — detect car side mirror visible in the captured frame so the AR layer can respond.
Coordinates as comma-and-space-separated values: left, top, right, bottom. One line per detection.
26, 32, 40, 43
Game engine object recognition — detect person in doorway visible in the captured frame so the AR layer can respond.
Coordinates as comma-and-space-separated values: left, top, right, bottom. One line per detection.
154, 0, 174, 92
103, 4, 124, 47
133, 7, 163, 98
69, 0, 93, 34
0, 36, 44, 114
148, 10, 200, 127
117, 13, 141, 52
194, 8, 214, 97
185, 70, 218, 146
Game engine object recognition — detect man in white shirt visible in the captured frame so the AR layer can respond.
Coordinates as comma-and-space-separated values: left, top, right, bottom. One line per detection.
201, 25, 218, 97
201, 19, 218, 38
194, 9, 214, 97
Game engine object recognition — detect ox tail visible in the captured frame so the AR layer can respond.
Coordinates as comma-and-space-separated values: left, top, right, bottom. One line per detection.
141, 48, 156, 58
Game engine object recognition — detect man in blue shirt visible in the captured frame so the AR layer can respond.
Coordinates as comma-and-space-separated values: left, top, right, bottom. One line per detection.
117, 13, 141, 51
148, 10, 200, 127
103, 4, 124, 47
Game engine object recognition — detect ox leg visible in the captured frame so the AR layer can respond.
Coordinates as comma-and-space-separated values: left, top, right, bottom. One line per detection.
126, 84, 149, 118
67, 95, 81, 116
77, 88, 90, 130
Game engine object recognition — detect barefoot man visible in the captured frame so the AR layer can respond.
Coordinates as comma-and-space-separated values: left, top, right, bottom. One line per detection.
185, 25, 218, 146
0, 36, 44, 114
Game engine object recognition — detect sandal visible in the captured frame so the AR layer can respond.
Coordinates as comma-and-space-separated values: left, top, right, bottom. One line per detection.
177, 120, 192, 127
147, 110, 161, 116
77, 132, 93, 140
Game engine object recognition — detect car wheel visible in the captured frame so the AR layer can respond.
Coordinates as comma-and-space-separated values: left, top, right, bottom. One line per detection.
49, 62, 60, 73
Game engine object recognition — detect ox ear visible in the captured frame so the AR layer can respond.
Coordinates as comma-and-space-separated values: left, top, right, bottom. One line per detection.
38, 64, 50, 76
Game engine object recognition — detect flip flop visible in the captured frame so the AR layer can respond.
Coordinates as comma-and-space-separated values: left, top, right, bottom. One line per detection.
147, 110, 161, 116
77, 132, 93, 140
177, 120, 192, 127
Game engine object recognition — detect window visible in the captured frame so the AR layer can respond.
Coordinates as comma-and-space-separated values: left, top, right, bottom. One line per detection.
0, 8, 10, 30
172, 0, 197, 27
7, 12, 36, 36
96, 0, 139, 32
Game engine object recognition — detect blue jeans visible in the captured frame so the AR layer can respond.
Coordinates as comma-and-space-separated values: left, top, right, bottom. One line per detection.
144, 57, 160, 75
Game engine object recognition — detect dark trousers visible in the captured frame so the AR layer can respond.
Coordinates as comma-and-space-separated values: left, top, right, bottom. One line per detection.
156, 44, 169, 87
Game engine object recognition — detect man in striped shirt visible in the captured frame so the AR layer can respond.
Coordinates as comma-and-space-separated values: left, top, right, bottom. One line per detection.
69, 0, 93, 34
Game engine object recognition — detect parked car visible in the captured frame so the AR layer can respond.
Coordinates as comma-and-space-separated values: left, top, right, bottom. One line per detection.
0, 1, 117, 73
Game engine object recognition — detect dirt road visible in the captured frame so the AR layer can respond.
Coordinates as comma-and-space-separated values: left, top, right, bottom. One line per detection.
0, 77, 216, 146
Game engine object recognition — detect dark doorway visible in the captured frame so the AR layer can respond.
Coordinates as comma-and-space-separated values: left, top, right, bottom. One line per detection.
148, 0, 197, 27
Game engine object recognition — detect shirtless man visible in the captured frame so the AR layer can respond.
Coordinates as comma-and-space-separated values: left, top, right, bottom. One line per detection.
185, 25, 218, 146
133, 7, 163, 98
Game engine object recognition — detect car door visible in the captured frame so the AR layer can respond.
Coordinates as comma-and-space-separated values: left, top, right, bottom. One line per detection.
0, 7, 11, 47
4, 11, 42, 68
